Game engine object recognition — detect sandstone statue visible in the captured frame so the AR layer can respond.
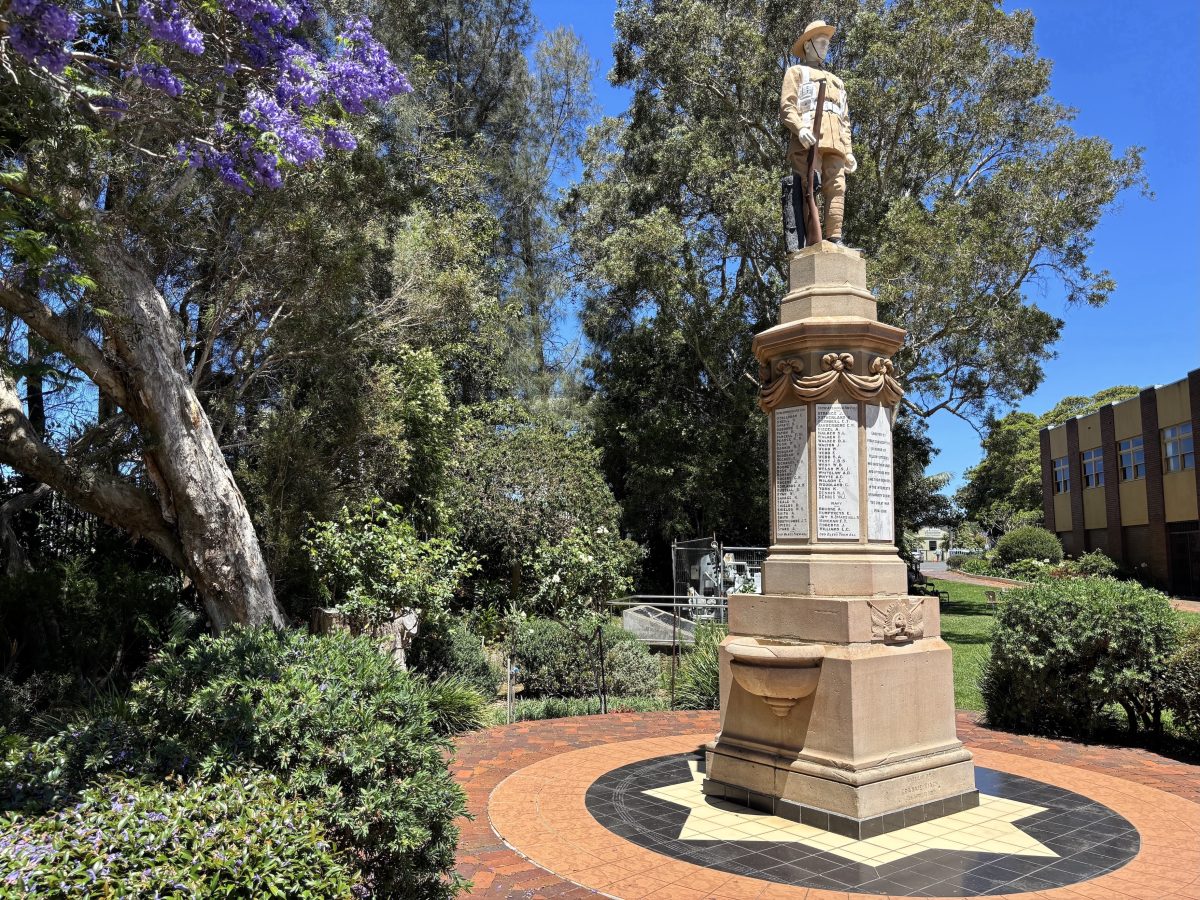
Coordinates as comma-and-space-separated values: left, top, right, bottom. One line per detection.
780, 20, 857, 250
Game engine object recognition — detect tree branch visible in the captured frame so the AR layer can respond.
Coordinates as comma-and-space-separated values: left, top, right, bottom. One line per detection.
0, 370, 184, 569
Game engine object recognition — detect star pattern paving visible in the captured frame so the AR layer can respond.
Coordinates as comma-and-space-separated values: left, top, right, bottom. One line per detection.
645, 760, 1057, 865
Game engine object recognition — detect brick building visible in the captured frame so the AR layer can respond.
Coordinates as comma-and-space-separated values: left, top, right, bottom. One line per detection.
1039, 370, 1199, 597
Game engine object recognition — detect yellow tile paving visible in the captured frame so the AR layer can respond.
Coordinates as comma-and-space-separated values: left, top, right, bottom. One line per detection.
643, 760, 1058, 865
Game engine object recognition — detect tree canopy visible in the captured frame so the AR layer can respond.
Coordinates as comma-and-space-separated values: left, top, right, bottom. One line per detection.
570, 0, 1144, 558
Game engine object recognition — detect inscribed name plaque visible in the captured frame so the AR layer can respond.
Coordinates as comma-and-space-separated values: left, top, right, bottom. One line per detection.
865, 404, 895, 542
816, 402, 859, 539
773, 405, 809, 539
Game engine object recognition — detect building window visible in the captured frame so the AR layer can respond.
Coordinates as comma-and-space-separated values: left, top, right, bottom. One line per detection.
1119, 436, 1145, 481
1052, 456, 1069, 493
1164, 422, 1195, 472
1081, 448, 1104, 488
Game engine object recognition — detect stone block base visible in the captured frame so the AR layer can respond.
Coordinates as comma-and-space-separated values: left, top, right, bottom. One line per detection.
705, 740, 977, 831
702, 766, 979, 839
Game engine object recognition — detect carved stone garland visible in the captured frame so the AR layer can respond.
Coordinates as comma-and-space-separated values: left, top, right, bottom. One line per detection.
759, 352, 904, 411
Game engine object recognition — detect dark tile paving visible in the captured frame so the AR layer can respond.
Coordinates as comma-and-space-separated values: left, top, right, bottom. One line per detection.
583, 752, 1140, 897
451, 711, 1200, 896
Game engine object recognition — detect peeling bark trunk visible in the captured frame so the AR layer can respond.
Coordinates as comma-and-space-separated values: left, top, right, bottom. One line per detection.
98, 246, 287, 631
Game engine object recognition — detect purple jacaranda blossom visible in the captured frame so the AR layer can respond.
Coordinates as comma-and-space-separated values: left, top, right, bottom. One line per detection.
128, 62, 185, 97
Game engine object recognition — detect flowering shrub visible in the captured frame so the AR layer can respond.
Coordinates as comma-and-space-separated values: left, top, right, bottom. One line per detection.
0, 770, 360, 896
523, 526, 644, 619
982, 577, 1179, 738
2, 629, 466, 899
0, 0, 410, 191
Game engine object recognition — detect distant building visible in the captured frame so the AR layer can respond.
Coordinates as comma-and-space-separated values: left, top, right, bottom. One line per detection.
1039, 370, 1198, 597
912, 526, 948, 561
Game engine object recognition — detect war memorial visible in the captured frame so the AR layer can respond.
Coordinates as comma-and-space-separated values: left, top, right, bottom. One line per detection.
460, 19, 1200, 900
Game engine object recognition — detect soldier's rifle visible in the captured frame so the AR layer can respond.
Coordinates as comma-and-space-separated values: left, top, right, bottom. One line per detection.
801, 79, 827, 246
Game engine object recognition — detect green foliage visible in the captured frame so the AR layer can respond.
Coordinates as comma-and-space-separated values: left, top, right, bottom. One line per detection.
945, 554, 968, 570
577, 0, 1143, 577
958, 386, 1139, 533
1056, 550, 1120, 579
0, 770, 361, 897
602, 640, 662, 698
2, 629, 466, 899
305, 499, 476, 630
0, 672, 72, 733
523, 526, 644, 618
1164, 626, 1200, 741
408, 624, 499, 697
448, 404, 627, 590
982, 578, 1179, 738
994, 526, 1063, 566
421, 676, 489, 736
675, 623, 727, 711
0, 556, 182, 685
487, 694, 668, 725
1002, 558, 1054, 582
958, 556, 1003, 577
512, 617, 657, 699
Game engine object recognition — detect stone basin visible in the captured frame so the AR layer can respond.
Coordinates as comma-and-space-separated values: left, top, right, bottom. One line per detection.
727, 638, 824, 718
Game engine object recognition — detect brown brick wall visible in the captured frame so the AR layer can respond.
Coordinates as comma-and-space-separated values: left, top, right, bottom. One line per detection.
1140, 389, 1169, 587
1065, 418, 1086, 556
1099, 404, 1124, 563
1190, 369, 1200, 520
1040, 428, 1056, 533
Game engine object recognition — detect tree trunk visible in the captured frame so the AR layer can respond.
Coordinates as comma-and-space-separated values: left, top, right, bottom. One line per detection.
98, 246, 287, 631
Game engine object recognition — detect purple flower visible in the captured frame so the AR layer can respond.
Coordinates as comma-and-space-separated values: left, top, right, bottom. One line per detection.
138, 0, 205, 54
129, 62, 185, 97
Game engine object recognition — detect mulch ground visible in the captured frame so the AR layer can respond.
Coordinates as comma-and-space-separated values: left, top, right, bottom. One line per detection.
449, 711, 1200, 898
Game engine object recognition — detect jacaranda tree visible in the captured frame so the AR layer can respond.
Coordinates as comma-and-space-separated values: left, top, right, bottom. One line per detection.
0, 0, 411, 629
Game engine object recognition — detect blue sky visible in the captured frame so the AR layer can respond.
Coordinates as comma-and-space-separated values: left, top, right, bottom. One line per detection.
530, 0, 1200, 495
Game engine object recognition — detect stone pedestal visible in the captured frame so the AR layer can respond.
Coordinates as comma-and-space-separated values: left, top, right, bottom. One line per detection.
704, 242, 976, 838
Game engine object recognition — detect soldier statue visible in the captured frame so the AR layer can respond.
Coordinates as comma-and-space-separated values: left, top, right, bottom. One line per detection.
780, 19, 858, 251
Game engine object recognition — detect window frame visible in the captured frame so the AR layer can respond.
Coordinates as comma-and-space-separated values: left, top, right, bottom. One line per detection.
1081, 447, 1104, 488
1052, 456, 1070, 494
1119, 435, 1145, 481
1163, 422, 1195, 472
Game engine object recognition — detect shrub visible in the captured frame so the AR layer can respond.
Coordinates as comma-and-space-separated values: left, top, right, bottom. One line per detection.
675, 623, 726, 710
2, 629, 466, 900
522, 526, 644, 618
0, 770, 360, 897
0, 557, 182, 685
1003, 558, 1053, 582
994, 526, 1063, 567
946, 555, 967, 570
0, 672, 73, 732
603, 639, 661, 697
1057, 550, 1120, 579
958, 556, 1002, 577
488, 694, 669, 725
409, 624, 498, 696
982, 578, 1178, 738
1164, 625, 1200, 741
513, 616, 656, 699
422, 675, 489, 736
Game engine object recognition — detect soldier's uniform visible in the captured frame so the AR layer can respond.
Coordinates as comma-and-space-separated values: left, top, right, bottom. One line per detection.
780, 24, 855, 244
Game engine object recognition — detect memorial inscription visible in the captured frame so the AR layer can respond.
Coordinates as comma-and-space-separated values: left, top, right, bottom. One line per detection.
865, 404, 894, 542
773, 405, 809, 539
816, 401, 859, 539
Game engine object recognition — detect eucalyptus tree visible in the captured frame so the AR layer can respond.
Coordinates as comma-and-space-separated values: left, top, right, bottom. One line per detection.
0, 0, 411, 629
572, 0, 1144, 550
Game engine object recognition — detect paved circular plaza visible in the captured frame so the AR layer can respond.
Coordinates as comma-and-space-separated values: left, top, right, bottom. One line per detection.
452, 712, 1200, 899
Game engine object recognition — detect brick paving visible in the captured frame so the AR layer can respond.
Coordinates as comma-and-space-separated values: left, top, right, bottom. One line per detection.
450, 711, 1200, 898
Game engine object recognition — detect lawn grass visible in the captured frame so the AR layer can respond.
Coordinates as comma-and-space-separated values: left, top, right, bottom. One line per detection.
929, 577, 1200, 714
927, 578, 996, 712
